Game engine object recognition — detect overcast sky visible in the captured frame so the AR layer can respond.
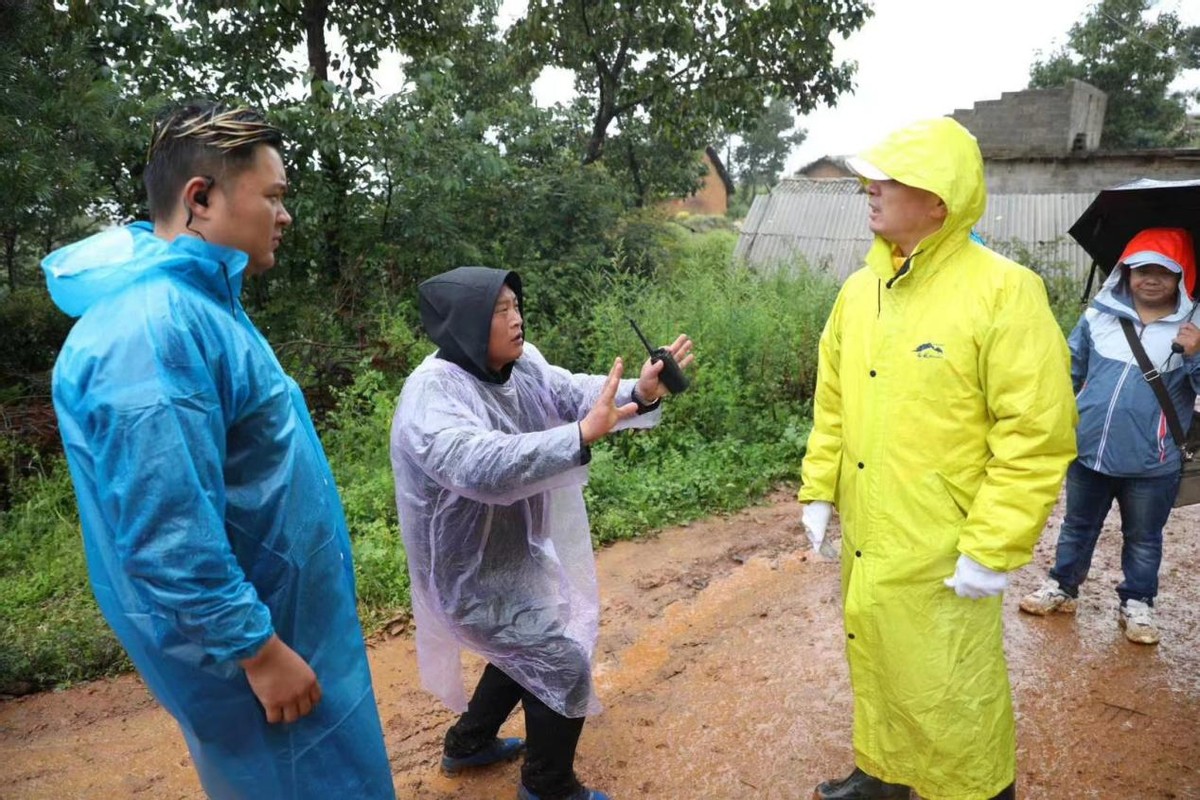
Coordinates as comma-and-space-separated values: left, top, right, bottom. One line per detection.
503, 0, 1200, 174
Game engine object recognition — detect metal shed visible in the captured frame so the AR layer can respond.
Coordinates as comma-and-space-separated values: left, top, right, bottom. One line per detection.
735, 178, 1098, 282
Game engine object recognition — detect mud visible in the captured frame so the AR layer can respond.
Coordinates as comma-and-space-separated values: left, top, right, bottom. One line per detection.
2, 487, 1198, 799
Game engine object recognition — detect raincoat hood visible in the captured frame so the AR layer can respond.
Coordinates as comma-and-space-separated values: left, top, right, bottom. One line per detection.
419, 266, 524, 384
41, 221, 248, 318
1092, 227, 1197, 323
856, 117, 987, 280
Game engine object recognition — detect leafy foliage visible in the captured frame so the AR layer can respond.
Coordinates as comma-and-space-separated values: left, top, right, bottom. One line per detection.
0, 290, 75, 396
990, 238, 1086, 335
0, 447, 129, 693
0, 2, 141, 294
1029, 0, 1200, 148
728, 98, 808, 200
579, 231, 835, 541
0, 230, 840, 691
510, 0, 871, 168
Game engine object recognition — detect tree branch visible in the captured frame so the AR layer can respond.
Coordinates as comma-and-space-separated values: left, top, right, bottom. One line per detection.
273, 338, 365, 355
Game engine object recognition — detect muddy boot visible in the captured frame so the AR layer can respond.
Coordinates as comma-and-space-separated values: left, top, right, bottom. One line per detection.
813, 767, 911, 800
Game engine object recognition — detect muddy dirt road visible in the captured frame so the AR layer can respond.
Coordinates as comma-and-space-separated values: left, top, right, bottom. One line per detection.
2, 487, 1199, 799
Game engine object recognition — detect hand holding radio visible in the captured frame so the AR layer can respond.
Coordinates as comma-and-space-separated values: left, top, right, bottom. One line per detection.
629, 319, 694, 401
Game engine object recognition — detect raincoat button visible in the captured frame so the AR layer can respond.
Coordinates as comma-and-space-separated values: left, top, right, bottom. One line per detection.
855, 550, 862, 557
870, 370, 876, 377
848, 633, 856, 639
857, 462, 865, 469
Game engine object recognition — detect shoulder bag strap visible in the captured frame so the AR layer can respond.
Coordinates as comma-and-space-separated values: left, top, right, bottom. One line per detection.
1118, 317, 1193, 461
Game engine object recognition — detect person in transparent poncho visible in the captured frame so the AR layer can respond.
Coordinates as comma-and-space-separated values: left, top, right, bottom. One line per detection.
390, 267, 693, 800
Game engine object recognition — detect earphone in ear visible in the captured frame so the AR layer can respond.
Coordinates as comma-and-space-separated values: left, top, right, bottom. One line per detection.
184, 176, 216, 239
193, 176, 215, 208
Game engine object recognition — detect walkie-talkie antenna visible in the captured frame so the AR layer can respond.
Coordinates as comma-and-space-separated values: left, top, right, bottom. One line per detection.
628, 318, 655, 355
626, 316, 690, 395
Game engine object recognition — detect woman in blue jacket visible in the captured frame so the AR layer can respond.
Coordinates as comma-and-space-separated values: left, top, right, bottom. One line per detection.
1020, 228, 1200, 644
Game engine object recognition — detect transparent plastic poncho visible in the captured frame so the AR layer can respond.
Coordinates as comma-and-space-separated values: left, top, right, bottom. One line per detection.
391, 343, 660, 717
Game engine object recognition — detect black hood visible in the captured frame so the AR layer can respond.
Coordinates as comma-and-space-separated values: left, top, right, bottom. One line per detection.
418, 266, 524, 384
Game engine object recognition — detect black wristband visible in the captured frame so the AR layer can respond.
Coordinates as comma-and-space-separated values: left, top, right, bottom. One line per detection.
577, 423, 592, 465
630, 385, 662, 415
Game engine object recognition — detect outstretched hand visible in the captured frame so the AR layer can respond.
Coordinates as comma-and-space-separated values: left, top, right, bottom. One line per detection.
636, 334, 695, 402
580, 357, 639, 444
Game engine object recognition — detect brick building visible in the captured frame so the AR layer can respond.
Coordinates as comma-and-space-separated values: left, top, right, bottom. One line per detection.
660, 147, 735, 216
949, 81, 1200, 193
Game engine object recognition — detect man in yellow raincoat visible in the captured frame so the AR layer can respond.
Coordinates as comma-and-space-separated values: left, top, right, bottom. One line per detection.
798, 118, 1077, 800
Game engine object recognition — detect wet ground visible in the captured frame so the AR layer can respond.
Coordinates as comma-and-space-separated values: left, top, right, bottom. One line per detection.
2, 486, 1199, 799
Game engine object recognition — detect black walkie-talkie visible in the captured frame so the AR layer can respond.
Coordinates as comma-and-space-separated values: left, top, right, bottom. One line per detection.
629, 318, 689, 395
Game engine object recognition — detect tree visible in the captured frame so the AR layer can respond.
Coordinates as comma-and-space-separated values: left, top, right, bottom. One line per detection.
1029, 0, 1200, 149
0, 2, 137, 294
509, 0, 870, 167
169, 0, 488, 284
731, 98, 807, 199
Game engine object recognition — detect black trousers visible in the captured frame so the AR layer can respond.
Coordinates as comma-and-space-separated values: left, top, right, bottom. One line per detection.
444, 663, 586, 799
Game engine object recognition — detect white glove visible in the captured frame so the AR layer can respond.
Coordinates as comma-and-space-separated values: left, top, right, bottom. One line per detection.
943, 553, 1008, 599
801, 501, 838, 558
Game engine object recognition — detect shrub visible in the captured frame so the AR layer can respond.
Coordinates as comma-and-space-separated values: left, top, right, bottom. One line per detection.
0, 453, 129, 693
991, 238, 1086, 335
0, 228, 840, 689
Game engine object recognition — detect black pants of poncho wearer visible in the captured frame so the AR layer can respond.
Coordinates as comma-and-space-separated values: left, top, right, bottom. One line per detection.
445, 663, 588, 799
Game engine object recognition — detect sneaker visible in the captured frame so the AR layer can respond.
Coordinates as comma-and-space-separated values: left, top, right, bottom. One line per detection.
1119, 600, 1160, 645
1019, 578, 1077, 616
517, 784, 610, 800
441, 737, 524, 775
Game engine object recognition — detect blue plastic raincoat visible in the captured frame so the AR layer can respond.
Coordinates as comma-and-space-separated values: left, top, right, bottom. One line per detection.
43, 222, 394, 800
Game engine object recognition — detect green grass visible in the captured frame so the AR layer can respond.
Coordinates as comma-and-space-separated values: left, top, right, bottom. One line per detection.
0, 230, 853, 691
0, 452, 129, 692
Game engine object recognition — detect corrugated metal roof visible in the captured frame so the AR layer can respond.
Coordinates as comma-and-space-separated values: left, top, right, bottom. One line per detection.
736, 182, 1099, 283
773, 177, 864, 195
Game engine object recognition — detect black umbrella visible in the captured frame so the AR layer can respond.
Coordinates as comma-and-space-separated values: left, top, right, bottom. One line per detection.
1069, 178, 1200, 300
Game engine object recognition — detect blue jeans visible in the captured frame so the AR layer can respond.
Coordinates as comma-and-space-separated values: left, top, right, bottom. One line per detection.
1049, 461, 1180, 607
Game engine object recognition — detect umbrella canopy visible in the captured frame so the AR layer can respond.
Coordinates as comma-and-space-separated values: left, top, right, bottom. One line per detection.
1068, 178, 1200, 299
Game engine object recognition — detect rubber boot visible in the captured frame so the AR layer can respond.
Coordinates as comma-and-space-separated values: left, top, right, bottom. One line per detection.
813, 767, 911, 800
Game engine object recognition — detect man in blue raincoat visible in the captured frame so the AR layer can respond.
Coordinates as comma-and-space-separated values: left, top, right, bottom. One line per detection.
42, 101, 394, 799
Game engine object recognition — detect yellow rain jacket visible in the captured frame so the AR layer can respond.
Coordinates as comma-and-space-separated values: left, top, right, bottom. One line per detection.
799, 118, 1077, 800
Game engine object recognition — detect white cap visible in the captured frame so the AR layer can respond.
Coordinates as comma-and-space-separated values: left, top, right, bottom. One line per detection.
1124, 250, 1183, 274
845, 156, 890, 181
